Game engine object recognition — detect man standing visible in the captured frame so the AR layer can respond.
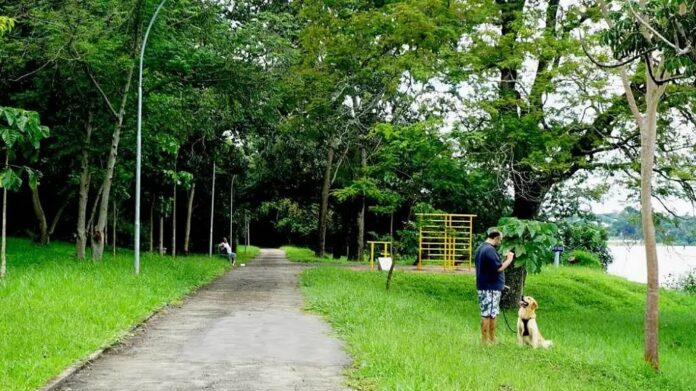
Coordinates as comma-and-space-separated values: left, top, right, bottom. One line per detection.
474, 231, 514, 345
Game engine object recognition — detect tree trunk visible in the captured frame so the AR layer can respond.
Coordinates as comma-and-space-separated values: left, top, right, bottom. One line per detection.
641, 75, 663, 370
91, 68, 134, 261
86, 183, 104, 249
331, 212, 344, 259
495, 0, 543, 221
356, 147, 366, 261
246, 212, 250, 248
501, 266, 527, 309
511, 177, 548, 220
159, 209, 164, 256
610, 45, 666, 368
112, 200, 117, 257
390, 212, 394, 239
316, 145, 334, 257
149, 198, 154, 252
49, 192, 72, 237
104, 207, 108, 247
229, 175, 235, 251
386, 249, 398, 290
1, 152, 8, 278
184, 183, 195, 255
76, 111, 93, 260
172, 181, 177, 257
209, 161, 216, 257
30, 186, 49, 245
87, 1, 142, 261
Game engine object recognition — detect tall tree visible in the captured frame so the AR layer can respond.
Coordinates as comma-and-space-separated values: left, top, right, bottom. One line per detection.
295, 0, 470, 256
590, 0, 696, 371
452, 0, 640, 220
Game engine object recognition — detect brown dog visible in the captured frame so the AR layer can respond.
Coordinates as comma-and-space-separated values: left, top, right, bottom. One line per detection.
517, 296, 553, 348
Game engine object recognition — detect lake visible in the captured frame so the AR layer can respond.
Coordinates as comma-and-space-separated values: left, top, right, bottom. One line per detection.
607, 244, 696, 286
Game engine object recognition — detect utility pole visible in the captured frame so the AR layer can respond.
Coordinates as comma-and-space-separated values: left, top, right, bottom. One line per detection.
229, 174, 236, 250
209, 161, 216, 256
135, 0, 169, 274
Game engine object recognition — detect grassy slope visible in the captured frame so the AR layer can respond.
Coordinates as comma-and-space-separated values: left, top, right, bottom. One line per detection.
281, 245, 349, 263
0, 238, 259, 391
301, 266, 696, 391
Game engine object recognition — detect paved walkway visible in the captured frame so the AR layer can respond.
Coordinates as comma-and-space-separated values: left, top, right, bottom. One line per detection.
60, 249, 350, 391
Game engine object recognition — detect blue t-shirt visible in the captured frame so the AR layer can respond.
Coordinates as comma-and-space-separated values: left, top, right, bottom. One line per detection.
474, 242, 504, 291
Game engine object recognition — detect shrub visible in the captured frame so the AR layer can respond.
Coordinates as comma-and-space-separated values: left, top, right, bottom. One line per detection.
665, 268, 696, 294
557, 220, 613, 268
495, 217, 558, 273
564, 249, 603, 268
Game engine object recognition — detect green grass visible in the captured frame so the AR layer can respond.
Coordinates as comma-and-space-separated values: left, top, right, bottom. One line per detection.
0, 238, 259, 391
282, 245, 413, 266
300, 266, 696, 391
282, 245, 350, 263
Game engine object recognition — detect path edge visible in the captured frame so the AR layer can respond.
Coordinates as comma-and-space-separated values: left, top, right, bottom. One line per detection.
37, 258, 257, 391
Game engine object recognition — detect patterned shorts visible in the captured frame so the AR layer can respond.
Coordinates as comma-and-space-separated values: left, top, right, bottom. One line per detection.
477, 290, 502, 318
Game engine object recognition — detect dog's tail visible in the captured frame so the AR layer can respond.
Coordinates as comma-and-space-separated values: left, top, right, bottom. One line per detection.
542, 339, 553, 348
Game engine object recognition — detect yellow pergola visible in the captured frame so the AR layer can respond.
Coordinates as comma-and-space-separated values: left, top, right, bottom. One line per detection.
417, 213, 476, 271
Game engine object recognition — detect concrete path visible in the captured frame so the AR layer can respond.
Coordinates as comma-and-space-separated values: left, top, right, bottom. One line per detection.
60, 249, 350, 391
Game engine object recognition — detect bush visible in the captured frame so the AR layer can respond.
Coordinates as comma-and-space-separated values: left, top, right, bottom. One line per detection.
564, 249, 603, 268
557, 220, 613, 268
495, 217, 558, 273
665, 268, 696, 294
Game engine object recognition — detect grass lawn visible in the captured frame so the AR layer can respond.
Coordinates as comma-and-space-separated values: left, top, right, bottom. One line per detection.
281, 245, 350, 263
300, 266, 696, 390
281, 245, 413, 266
0, 238, 259, 391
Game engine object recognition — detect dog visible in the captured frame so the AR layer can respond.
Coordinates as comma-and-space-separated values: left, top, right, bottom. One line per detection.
517, 296, 553, 348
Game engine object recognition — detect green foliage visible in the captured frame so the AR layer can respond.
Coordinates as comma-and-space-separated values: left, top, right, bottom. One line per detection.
0, 238, 259, 390
0, 107, 49, 150
0, 16, 14, 35
301, 266, 696, 390
0, 107, 49, 191
333, 178, 383, 203
558, 220, 613, 268
600, 1, 696, 75
395, 202, 444, 257
260, 199, 318, 244
599, 208, 696, 245
369, 122, 462, 213
163, 169, 194, 189
665, 268, 696, 294
0, 167, 21, 190
565, 249, 603, 269
494, 217, 558, 273
452, 0, 627, 219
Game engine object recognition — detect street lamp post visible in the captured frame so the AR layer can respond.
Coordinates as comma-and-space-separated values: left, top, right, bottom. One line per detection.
135, 0, 169, 275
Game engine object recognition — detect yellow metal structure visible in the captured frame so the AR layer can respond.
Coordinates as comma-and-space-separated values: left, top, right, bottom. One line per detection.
417, 213, 476, 271
368, 241, 392, 271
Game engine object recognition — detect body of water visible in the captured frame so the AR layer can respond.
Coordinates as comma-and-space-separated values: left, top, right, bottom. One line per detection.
607, 244, 696, 285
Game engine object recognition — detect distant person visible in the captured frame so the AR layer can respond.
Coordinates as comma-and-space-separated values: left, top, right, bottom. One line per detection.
219, 237, 236, 265
474, 230, 514, 345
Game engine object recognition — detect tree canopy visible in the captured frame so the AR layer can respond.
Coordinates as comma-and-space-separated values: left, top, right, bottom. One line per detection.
0, 0, 693, 261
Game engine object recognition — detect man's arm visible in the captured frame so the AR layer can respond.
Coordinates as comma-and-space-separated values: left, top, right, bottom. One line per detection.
497, 252, 514, 272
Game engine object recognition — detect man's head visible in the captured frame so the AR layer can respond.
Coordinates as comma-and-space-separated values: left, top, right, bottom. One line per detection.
222, 237, 228, 243
486, 231, 502, 247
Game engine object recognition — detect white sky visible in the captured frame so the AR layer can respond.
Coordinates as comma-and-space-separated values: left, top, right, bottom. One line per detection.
587, 186, 696, 216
